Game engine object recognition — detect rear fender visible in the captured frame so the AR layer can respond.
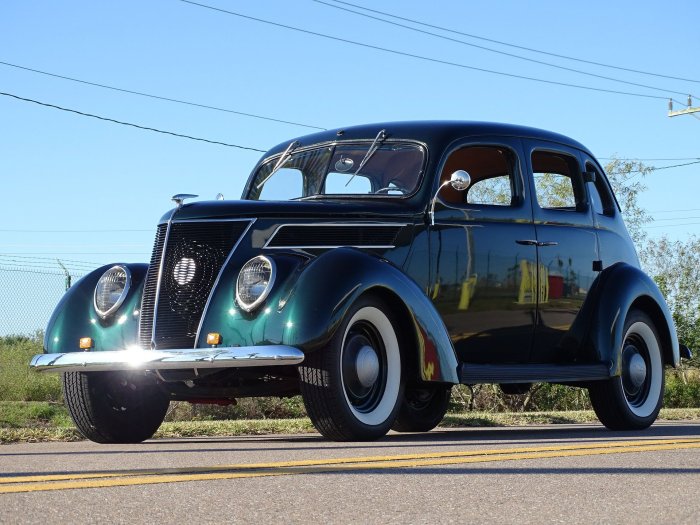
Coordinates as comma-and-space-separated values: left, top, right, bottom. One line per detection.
562, 262, 679, 374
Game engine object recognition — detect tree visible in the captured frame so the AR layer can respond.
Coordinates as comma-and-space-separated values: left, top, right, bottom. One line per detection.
604, 158, 699, 362
603, 158, 653, 245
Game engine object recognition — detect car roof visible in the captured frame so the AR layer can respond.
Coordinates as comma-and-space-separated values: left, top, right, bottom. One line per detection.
263, 120, 594, 158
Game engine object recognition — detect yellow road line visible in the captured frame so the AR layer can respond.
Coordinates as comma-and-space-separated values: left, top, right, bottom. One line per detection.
2, 438, 699, 494
2, 437, 699, 484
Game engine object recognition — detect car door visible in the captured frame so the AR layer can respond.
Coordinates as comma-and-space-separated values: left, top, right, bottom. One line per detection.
429, 138, 537, 364
523, 140, 600, 363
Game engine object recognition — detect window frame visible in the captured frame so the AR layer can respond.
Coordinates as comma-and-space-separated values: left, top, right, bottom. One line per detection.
530, 148, 588, 214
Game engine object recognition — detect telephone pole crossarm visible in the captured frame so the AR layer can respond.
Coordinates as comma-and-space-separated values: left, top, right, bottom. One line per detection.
669, 106, 700, 117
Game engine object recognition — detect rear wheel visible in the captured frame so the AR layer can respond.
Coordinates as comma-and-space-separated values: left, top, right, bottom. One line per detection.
588, 310, 665, 430
392, 385, 452, 433
62, 371, 170, 444
299, 295, 403, 441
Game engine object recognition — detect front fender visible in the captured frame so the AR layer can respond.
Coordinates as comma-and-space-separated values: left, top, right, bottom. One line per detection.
43, 263, 148, 354
200, 248, 458, 382
283, 248, 458, 383
563, 262, 679, 374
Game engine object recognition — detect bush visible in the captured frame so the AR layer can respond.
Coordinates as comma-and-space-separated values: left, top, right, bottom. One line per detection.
664, 369, 700, 408
449, 369, 700, 414
0, 335, 62, 402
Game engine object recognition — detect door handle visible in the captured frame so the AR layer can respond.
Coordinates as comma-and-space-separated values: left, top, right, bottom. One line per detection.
515, 239, 558, 247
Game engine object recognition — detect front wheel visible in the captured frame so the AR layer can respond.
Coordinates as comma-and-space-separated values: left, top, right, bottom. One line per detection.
588, 310, 665, 430
63, 371, 170, 444
299, 295, 403, 441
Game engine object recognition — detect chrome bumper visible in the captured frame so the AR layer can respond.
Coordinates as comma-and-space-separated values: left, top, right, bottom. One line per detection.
30, 346, 305, 373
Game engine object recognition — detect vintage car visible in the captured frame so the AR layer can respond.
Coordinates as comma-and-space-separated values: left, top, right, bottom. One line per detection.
31, 121, 691, 443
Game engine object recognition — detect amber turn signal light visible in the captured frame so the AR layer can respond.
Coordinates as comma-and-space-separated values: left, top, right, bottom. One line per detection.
206, 333, 222, 346
79, 337, 93, 350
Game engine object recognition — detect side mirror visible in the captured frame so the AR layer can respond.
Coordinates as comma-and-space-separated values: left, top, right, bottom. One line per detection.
429, 170, 472, 225
449, 170, 471, 191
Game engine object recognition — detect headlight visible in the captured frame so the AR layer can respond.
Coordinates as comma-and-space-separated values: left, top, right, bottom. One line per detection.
94, 265, 131, 318
236, 256, 276, 312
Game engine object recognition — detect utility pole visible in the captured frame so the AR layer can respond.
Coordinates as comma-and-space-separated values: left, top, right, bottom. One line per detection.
669, 96, 700, 118
56, 259, 72, 291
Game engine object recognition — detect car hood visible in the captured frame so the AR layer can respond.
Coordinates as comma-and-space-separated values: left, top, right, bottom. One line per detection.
160, 199, 424, 223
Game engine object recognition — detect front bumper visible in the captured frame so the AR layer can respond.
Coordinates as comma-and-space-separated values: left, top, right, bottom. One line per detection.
30, 346, 305, 373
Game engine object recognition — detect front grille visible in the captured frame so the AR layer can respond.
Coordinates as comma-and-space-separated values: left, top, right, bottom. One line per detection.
139, 224, 167, 348
266, 225, 402, 248
139, 220, 250, 350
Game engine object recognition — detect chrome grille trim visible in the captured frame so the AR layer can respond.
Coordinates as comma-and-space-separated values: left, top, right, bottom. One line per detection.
193, 218, 255, 343
150, 208, 178, 349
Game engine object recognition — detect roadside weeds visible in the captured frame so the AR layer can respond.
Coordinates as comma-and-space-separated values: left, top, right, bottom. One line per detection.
3, 407, 700, 444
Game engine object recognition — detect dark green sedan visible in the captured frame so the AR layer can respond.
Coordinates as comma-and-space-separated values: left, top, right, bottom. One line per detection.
31, 121, 689, 443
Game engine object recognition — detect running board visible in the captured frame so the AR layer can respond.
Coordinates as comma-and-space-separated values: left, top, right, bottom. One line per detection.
459, 363, 610, 384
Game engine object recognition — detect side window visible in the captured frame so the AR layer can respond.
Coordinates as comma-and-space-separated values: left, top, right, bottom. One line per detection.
440, 146, 519, 207
531, 151, 585, 211
468, 175, 512, 206
585, 163, 617, 217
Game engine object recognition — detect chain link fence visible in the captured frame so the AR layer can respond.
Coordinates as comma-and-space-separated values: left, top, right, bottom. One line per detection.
0, 262, 88, 337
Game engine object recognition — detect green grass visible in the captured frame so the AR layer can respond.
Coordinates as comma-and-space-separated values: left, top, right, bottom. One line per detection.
3, 407, 700, 444
0, 335, 61, 402
0, 401, 72, 429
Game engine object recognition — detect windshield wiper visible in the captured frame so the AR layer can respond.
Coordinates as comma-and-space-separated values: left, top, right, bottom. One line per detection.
256, 140, 300, 189
345, 129, 386, 187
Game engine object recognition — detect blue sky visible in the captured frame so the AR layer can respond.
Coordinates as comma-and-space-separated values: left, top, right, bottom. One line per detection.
1, 0, 699, 275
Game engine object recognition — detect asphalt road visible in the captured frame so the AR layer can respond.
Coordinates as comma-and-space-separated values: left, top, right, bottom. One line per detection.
2, 422, 700, 524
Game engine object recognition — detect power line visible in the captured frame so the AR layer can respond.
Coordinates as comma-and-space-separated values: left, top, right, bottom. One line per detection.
651, 208, 700, 213
644, 222, 700, 229
0, 61, 326, 131
651, 216, 700, 222
0, 91, 266, 152
0, 254, 103, 266
0, 266, 88, 276
0, 229, 152, 233
313, 0, 695, 99
608, 160, 700, 175
0, 252, 148, 255
646, 160, 700, 171
322, 0, 700, 85
178, 0, 676, 102
600, 157, 700, 161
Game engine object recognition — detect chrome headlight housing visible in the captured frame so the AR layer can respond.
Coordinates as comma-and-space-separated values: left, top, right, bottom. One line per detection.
94, 265, 131, 318
236, 256, 276, 312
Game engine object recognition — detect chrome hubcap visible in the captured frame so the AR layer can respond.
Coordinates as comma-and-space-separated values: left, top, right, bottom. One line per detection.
342, 320, 387, 413
621, 341, 651, 406
627, 352, 647, 389
355, 345, 380, 388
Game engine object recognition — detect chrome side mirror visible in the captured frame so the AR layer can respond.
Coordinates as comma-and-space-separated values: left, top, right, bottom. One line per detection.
429, 170, 471, 225
449, 170, 471, 191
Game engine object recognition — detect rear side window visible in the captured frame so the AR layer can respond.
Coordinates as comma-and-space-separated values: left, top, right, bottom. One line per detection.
531, 151, 586, 211
585, 162, 617, 217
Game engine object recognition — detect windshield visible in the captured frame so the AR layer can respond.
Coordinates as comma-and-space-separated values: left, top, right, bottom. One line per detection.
245, 142, 426, 201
